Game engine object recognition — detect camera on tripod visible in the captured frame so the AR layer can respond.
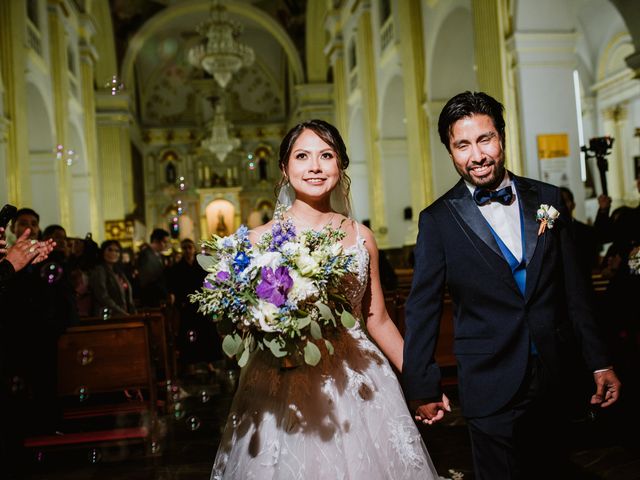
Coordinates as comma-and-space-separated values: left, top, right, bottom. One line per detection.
581, 136, 615, 196
581, 136, 614, 158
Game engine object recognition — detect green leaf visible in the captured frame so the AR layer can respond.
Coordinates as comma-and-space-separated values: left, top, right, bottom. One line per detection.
315, 302, 335, 322
304, 341, 321, 366
266, 339, 288, 358
297, 316, 311, 330
310, 320, 322, 340
340, 309, 357, 329
238, 347, 250, 367
222, 334, 240, 357
324, 339, 334, 355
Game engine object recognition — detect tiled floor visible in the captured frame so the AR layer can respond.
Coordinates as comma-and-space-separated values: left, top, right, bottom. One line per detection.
24, 365, 640, 480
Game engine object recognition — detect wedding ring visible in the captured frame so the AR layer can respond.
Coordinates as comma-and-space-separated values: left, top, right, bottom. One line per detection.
29, 247, 36, 253
30, 239, 37, 245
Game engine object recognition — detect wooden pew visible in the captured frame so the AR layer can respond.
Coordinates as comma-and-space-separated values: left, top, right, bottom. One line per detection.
24, 321, 157, 451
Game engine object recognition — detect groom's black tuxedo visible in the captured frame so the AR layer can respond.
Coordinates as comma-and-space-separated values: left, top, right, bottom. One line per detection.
403, 174, 609, 418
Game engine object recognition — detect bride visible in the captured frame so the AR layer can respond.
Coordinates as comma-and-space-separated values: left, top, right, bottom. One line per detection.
211, 119, 441, 479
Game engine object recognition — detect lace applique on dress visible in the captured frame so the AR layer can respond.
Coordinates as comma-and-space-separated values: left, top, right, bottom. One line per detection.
210, 222, 439, 480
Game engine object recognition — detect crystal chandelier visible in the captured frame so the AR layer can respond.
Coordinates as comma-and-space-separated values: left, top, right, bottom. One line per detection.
188, 0, 255, 88
202, 104, 240, 162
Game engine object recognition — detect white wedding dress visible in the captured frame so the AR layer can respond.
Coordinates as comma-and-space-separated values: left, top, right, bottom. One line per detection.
211, 229, 440, 479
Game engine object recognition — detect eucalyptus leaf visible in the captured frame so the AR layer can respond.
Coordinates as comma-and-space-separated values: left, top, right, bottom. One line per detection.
304, 341, 321, 366
238, 347, 250, 367
340, 310, 357, 329
267, 339, 288, 358
222, 334, 240, 357
315, 302, 335, 322
310, 320, 322, 340
297, 316, 311, 330
324, 339, 335, 355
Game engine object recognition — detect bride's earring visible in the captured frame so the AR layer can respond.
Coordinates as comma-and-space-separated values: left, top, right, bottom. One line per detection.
276, 179, 296, 211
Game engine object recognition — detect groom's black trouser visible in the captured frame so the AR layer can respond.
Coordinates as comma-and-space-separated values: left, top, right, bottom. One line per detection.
466, 356, 573, 480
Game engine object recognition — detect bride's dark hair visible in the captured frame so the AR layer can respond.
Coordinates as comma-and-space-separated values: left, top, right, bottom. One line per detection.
275, 119, 352, 207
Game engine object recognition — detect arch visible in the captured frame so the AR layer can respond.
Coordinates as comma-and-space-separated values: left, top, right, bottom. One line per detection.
121, 0, 305, 90
347, 108, 369, 222
205, 198, 235, 237
429, 7, 477, 100
597, 32, 634, 80
379, 75, 410, 248
26, 81, 58, 225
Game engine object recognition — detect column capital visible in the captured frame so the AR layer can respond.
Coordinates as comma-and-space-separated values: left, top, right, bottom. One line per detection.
507, 31, 579, 68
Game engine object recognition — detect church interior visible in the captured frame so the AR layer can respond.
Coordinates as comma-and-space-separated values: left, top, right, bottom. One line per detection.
1, 0, 639, 478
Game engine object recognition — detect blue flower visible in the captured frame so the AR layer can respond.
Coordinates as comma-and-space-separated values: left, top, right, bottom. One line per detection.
233, 252, 251, 273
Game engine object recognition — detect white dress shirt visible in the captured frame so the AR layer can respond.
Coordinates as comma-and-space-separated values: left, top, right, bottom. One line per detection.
465, 174, 523, 262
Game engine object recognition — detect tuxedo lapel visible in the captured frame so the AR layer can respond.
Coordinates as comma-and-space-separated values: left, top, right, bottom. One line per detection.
512, 175, 545, 301
448, 180, 503, 259
446, 180, 522, 296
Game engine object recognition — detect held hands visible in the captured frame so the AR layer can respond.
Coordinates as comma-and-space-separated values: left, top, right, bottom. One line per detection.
2, 228, 55, 272
411, 394, 451, 425
591, 368, 621, 408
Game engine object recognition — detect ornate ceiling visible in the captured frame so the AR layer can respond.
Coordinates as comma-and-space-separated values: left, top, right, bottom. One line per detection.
108, 0, 307, 127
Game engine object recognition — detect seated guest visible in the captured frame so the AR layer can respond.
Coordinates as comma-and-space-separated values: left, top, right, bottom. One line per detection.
137, 228, 170, 307
90, 240, 135, 317
68, 234, 100, 316
168, 238, 222, 371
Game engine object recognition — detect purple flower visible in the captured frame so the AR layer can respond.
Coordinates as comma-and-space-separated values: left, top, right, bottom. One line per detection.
269, 220, 296, 251
216, 271, 230, 282
256, 266, 293, 307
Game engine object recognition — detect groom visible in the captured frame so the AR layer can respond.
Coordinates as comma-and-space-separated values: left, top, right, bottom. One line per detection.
403, 91, 621, 479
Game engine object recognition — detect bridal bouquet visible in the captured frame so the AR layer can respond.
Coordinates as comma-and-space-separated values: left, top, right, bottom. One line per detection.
190, 219, 358, 368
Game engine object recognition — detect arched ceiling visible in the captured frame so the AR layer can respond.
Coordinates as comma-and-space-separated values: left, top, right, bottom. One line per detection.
110, 0, 307, 127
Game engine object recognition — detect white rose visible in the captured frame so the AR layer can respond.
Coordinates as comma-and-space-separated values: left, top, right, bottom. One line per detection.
253, 251, 283, 270
280, 241, 301, 257
329, 242, 343, 257
249, 301, 280, 332
296, 252, 320, 276
287, 271, 319, 304
547, 205, 560, 220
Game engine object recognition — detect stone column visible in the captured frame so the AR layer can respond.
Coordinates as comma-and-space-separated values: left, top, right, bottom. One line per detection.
397, 0, 432, 243
355, 1, 387, 246
472, 0, 523, 176
48, 1, 71, 227
509, 32, 587, 218
0, 1, 30, 206
325, 36, 349, 139
78, 14, 102, 237
96, 93, 135, 224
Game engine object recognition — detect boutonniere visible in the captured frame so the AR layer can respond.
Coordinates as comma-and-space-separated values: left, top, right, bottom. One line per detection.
536, 204, 560, 236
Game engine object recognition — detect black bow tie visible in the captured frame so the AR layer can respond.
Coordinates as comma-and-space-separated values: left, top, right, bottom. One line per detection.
473, 185, 514, 206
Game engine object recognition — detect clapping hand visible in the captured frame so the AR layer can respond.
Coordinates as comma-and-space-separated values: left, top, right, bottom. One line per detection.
411, 393, 451, 425
2, 228, 55, 272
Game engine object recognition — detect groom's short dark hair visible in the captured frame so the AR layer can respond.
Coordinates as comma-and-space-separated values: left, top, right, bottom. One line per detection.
438, 91, 506, 153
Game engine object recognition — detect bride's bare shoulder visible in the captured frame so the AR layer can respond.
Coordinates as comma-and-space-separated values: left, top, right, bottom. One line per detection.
248, 221, 274, 244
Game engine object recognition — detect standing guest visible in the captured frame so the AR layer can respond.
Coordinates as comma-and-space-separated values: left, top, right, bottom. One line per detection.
0, 226, 54, 480
559, 186, 601, 278
168, 238, 222, 372
68, 234, 100, 317
90, 240, 135, 317
403, 91, 620, 480
9, 207, 41, 242
137, 228, 170, 307
3, 210, 77, 475
42, 224, 70, 259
